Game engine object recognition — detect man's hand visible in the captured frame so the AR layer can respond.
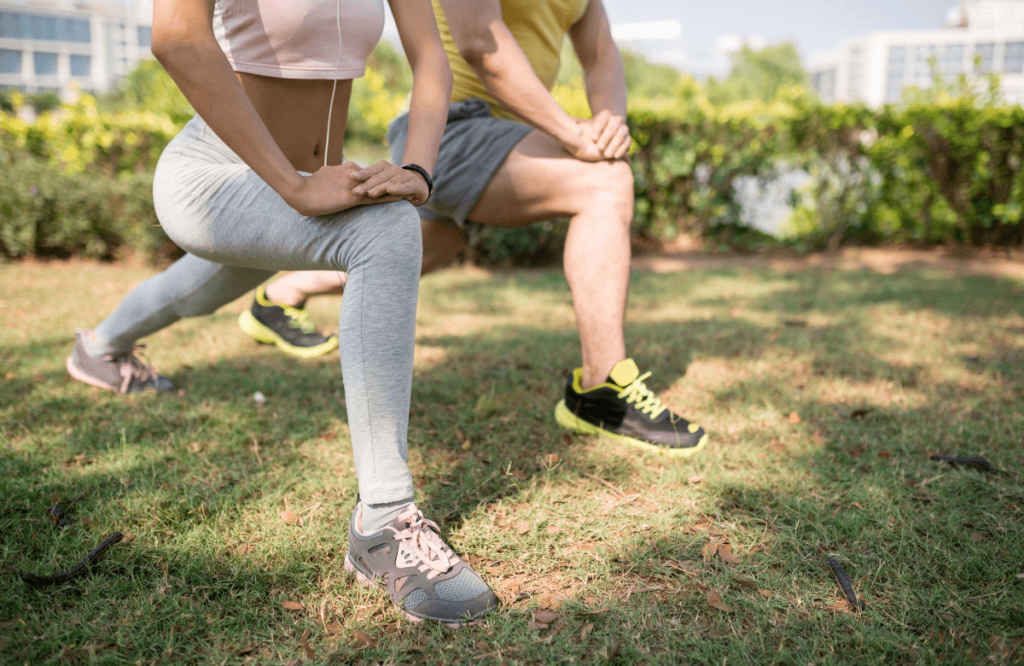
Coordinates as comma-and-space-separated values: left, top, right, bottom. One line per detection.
558, 123, 606, 162
577, 109, 631, 160
351, 161, 431, 206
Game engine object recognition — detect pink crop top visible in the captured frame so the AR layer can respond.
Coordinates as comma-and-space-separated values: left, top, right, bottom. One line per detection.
213, 0, 385, 80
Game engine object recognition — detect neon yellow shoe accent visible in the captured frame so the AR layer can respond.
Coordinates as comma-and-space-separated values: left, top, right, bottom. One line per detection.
553, 400, 708, 458
608, 358, 640, 386
616, 371, 668, 419
238, 310, 338, 359
569, 365, 669, 420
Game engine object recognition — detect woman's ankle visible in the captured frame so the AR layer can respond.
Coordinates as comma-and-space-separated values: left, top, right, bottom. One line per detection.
358, 497, 415, 535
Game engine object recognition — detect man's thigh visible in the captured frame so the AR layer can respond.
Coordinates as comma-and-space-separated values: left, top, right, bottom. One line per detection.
468, 130, 633, 229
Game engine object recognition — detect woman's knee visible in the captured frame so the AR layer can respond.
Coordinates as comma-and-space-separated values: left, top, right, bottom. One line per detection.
374, 202, 423, 266
342, 201, 422, 273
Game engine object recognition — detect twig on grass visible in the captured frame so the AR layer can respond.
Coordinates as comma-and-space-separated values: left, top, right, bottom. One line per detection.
580, 472, 640, 501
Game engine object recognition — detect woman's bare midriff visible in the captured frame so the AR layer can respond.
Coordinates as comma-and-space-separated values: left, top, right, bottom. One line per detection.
236, 72, 353, 174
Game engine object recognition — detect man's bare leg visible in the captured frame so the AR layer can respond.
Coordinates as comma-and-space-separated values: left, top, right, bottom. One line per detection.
261, 217, 468, 309
265, 271, 347, 307
466, 130, 632, 389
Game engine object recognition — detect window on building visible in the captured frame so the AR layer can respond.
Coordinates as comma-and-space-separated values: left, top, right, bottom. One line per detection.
33, 52, 58, 76
0, 48, 22, 74
944, 44, 965, 76
915, 45, 939, 84
137, 26, 152, 48
0, 11, 90, 43
0, 11, 21, 39
886, 46, 907, 102
70, 54, 90, 77
1005, 42, 1024, 74
975, 43, 996, 72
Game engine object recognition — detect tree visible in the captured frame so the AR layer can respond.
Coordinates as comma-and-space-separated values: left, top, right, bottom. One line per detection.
706, 42, 807, 106
99, 58, 194, 124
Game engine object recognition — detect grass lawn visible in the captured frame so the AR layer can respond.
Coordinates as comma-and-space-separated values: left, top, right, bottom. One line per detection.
2, 256, 1023, 665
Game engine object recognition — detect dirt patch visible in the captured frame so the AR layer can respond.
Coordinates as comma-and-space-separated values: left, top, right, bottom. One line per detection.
632, 247, 1024, 282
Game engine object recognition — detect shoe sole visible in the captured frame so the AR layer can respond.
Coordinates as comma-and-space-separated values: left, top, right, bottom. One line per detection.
343, 555, 482, 629
238, 310, 338, 359
554, 400, 709, 457
66, 356, 120, 393
67, 356, 173, 394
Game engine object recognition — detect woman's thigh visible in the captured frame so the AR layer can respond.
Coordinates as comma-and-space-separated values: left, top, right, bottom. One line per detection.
153, 125, 421, 274
157, 168, 419, 273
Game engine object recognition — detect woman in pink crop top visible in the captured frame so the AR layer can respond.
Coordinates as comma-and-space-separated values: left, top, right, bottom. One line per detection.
67, 0, 499, 627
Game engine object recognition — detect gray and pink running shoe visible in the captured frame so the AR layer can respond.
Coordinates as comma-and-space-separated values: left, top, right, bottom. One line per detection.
345, 501, 498, 627
66, 329, 175, 394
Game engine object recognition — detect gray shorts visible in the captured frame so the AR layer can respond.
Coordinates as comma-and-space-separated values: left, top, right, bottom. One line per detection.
387, 98, 533, 228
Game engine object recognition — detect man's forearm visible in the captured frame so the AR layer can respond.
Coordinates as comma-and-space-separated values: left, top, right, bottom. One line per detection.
583, 58, 628, 119
466, 25, 581, 145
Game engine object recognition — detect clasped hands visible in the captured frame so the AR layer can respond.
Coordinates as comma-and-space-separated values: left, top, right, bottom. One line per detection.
563, 109, 632, 162
288, 160, 430, 217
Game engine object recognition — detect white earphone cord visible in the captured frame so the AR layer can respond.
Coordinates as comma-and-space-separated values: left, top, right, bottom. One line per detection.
324, 0, 343, 169
326, 0, 346, 291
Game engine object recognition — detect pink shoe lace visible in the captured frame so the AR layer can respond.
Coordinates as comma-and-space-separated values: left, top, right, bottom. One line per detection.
114, 345, 158, 394
388, 506, 460, 579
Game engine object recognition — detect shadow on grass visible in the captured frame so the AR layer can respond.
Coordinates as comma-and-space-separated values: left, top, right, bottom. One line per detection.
2, 264, 1023, 663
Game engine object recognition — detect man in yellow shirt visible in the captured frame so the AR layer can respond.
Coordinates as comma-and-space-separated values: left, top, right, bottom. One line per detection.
246, 0, 708, 456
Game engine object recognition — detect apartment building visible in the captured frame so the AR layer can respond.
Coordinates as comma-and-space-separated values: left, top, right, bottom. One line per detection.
809, 0, 1024, 106
0, 0, 152, 94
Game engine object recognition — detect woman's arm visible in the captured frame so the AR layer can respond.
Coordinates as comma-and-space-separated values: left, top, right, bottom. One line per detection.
152, 0, 391, 216
392, 0, 452, 172
351, 0, 452, 203
438, 0, 602, 162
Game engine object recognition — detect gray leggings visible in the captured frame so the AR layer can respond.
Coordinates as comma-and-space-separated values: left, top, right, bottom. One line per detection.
89, 115, 420, 505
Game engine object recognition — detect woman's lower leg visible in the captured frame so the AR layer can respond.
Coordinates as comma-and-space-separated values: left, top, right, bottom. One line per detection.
88, 254, 273, 357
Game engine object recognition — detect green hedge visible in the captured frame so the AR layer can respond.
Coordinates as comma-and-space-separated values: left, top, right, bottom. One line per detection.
627, 93, 1024, 251
2, 91, 1022, 265
0, 151, 174, 261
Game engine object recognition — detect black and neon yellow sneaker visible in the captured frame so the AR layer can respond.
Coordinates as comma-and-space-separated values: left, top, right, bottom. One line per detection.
238, 286, 338, 358
554, 358, 708, 456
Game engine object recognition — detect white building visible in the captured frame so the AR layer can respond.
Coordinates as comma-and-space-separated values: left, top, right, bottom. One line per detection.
0, 0, 152, 95
810, 1, 1024, 106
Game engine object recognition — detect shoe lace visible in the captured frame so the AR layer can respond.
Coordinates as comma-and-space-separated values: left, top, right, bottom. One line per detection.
616, 371, 668, 419
282, 305, 317, 334
390, 506, 460, 580
115, 345, 157, 394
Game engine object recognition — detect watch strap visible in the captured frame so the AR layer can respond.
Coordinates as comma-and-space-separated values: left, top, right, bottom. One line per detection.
401, 164, 433, 198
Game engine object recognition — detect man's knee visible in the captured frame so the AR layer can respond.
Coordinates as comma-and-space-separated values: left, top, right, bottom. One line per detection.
577, 160, 635, 219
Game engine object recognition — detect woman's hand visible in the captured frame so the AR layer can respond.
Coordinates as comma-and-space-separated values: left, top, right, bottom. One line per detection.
287, 162, 403, 217
350, 161, 431, 206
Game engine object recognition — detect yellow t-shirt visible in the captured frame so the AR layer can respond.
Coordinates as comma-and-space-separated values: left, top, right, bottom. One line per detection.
432, 0, 590, 119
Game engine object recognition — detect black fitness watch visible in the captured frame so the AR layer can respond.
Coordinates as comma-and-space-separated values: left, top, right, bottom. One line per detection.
401, 164, 433, 199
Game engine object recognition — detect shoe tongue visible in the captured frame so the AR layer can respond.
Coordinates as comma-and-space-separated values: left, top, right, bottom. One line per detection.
607, 359, 640, 387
